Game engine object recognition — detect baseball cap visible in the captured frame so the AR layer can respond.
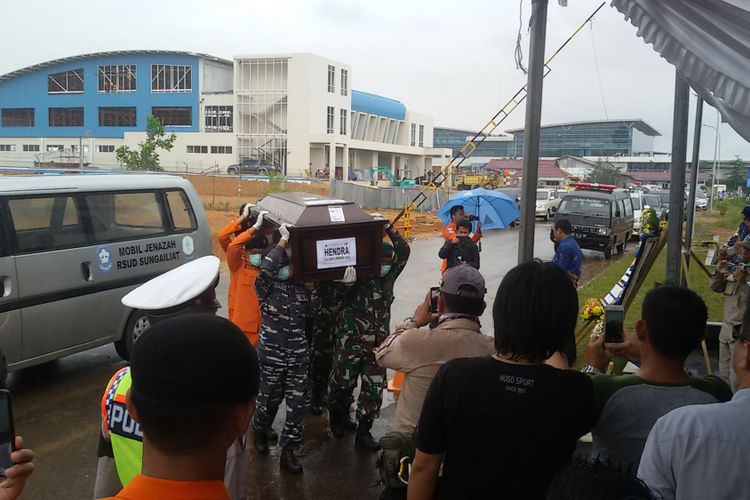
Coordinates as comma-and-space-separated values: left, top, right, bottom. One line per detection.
742, 206, 750, 219
440, 265, 486, 298
130, 314, 259, 408
121, 256, 221, 312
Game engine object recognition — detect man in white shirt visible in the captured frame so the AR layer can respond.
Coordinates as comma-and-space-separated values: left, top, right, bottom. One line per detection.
638, 302, 750, 499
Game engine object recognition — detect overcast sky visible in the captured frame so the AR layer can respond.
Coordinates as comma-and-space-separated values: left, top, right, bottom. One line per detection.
1, 0, 747, 159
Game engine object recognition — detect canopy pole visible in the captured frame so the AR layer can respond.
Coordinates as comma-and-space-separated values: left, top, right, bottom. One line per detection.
684, 94, 703, 280
518, 0, 549, 264
666, 71, 691, 286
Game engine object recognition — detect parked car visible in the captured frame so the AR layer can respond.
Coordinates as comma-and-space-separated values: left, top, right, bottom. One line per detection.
641, 193, 666, 220
535, 188, 563, 220
695, 190, 708, 210
554, 184, 634, 259
227, 159, 280, 176
654, 190, 687, 221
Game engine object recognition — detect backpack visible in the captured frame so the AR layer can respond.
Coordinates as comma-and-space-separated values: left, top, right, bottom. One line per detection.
376, 432, 415, 489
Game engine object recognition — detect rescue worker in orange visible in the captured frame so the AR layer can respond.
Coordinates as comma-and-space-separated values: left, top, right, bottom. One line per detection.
218, 205, 270, 347
440, 205, 482, 273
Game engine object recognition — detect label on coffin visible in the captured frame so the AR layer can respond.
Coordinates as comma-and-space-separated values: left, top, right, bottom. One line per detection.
328, 206, 346, 222
316, 237, 357, 269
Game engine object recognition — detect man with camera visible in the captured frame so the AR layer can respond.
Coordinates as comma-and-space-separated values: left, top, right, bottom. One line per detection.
711, 239, 750, 391
374, 266, 494, 499
440, 206, 482, 274
438, 219, 480, 270
583, 286, 732, 470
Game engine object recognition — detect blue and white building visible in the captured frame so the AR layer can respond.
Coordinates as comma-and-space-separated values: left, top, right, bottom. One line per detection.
0, 51, 445, 178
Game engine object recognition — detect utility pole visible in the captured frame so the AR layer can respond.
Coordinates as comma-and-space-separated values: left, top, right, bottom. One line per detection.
684, 95, 703, 276
665, 71, 690, 286
518, 0, 549, 264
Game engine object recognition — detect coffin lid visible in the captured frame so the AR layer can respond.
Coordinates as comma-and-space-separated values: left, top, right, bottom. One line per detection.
255, 192, 379, 227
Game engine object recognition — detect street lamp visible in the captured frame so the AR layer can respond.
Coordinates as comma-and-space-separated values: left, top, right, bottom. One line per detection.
702, 114, 721, 208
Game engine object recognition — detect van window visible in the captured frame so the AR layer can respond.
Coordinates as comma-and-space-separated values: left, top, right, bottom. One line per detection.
85, 192, 167, 242
165, 190, 197, 231
631, 197, 642, 210
558, 196, 610, 218
623, 198, 633, 217
8, 195, 86, 252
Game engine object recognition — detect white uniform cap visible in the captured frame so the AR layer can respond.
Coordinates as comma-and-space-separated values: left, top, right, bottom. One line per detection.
122, 256, 221, 310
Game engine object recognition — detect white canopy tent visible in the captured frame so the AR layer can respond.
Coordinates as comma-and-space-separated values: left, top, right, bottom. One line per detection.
611, 0, 750, 142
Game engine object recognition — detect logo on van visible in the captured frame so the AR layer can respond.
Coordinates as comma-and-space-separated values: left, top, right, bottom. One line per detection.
182, 236, 195, 259
97, 246, 113, 272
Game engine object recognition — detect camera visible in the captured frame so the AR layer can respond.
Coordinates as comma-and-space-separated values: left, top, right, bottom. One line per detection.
467, 214, 479, 221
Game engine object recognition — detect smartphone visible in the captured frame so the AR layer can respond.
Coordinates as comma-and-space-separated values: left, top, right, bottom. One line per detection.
0, 390, 15, 475
429, 287, 440, 314
604, 305, 624, 347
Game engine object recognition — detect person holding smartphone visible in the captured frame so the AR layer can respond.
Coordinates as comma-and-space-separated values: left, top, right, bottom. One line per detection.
582, 286, 732, 470
711, 239, 750, 391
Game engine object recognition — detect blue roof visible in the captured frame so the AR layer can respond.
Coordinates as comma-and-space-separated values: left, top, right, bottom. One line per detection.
351, 90, 406, 121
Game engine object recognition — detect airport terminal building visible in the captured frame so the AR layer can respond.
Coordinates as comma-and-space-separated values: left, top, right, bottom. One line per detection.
0, 51, 444, 178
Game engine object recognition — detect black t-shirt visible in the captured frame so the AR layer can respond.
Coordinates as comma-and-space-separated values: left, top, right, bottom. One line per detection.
415, 357, 595, 500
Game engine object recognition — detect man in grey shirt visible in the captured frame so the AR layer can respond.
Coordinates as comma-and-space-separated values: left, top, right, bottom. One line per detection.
638, 302, 750, 499
583, 286, 732, 470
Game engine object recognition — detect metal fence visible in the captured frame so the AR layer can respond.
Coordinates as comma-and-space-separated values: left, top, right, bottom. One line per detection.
331, 181, 446, 211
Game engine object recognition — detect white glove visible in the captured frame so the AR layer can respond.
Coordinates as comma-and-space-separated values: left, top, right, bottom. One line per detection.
337, 266, 357, 286
242, 203, 253, 218
252, 210, 268, 231
279, 223, 292, 242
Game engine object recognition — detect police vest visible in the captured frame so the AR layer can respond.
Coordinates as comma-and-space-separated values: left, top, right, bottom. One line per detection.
102, 367, 143, 487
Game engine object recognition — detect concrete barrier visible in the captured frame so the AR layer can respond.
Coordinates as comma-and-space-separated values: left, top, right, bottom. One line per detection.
331, 180, 447, 211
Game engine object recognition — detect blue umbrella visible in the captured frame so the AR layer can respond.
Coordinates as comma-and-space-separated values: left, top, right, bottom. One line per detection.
437, 188, 520, 230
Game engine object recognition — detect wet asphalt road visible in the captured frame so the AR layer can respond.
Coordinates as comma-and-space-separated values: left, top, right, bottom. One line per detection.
12, 224, 618, 499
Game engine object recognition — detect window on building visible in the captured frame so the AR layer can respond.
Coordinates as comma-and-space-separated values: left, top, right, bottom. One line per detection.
328, 65, 335, 93
46, 144, 64, 152
340, 109, 347, 135
2, 108, 35, 127
152, 107, 192, 127
0, 145, 16, 152
165, 190, 197, 231
419, 124, 424, 147
341, 69, 348, 96
22, 144, 40, 152
8, 195, 85, 252
151, 64, 192, 92
205, 105, 233, 132
98, 107, 136, 127
327, 106, 334, 134
410, 123, 416, 146
98, 65, 137, 93
48, 68, 84, 94
49, 108, 84, 127
210, 146, 232, 154
97, 145, 115, 153
187, 145, 208, 154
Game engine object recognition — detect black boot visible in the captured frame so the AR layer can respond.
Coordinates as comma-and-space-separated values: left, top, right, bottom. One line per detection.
280, 446, 303, 473
355, 420, 380, 451
329, 411, 358, 437
253, 427, 270, 456
267, 426, 279, 443
309, 391, 325, 416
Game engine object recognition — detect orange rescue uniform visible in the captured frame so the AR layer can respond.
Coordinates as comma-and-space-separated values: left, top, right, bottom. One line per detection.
100, 474, 230, 500
218, 220, 262, 347
440, 221, 482, 273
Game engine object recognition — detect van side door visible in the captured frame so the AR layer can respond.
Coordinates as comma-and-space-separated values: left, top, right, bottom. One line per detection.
6, 194, 96, 361
0, 199, 22, 368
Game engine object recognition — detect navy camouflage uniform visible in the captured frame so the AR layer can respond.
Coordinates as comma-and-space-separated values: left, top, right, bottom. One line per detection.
252, 244, 320, 450
328, 227, 410, 424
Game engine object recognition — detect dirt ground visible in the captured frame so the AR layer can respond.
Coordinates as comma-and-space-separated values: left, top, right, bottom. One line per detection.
179, 175, 445, 267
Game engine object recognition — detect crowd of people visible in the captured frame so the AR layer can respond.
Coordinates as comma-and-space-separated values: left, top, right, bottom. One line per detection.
3, 202, 750, 499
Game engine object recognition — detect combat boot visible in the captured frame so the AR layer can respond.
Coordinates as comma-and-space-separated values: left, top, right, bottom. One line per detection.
309, 391, 325, 416
280, 446, 303, 473
253, 427, 270, 456
355, 420, 380, 451
329, 411, 358, 437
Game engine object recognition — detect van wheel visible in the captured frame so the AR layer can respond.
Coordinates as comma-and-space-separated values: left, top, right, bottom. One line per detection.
115, 310, 150, 361
604, 246, 613, 260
